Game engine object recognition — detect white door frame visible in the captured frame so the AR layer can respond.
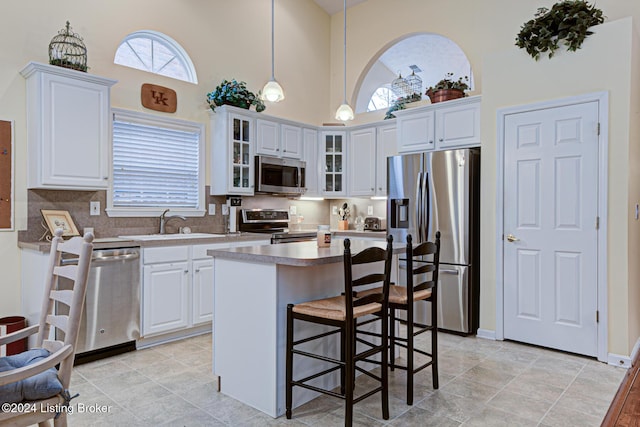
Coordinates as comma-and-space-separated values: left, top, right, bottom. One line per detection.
495, 91, 608, 362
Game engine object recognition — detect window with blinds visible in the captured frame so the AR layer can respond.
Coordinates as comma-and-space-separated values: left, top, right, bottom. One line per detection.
109, 109, 204, 216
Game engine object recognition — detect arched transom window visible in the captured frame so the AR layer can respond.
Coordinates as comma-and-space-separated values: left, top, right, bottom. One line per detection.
114, 30, 198, 84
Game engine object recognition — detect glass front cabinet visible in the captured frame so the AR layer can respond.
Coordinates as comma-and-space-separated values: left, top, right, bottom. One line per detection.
210, 106, 255, 195
321, 131, 346, 197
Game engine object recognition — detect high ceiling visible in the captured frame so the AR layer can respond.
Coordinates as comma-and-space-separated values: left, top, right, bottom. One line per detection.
313, 0, 367, 15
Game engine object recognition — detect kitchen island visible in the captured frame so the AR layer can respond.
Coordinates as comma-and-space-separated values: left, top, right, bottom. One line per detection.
208, 238, 400, 418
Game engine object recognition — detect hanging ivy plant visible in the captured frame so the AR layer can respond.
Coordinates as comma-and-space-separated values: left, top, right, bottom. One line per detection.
515, 0, 605, 60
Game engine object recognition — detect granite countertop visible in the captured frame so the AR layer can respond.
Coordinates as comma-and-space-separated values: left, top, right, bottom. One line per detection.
208, 238, 403, 267
17, 232, 272, 252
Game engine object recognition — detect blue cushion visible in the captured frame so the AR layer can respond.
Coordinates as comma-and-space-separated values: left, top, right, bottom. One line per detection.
0, 348, 63, 404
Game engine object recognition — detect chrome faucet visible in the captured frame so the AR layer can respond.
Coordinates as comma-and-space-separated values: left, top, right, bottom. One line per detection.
159, 209, 186, 234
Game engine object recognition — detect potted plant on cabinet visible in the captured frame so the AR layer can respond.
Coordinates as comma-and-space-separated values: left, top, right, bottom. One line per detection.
425, 73, 469, 103
206, 79, 266, 112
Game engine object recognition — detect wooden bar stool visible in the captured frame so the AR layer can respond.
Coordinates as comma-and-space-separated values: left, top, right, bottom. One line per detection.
357, 232, 441, 405
285, 236, 393, 426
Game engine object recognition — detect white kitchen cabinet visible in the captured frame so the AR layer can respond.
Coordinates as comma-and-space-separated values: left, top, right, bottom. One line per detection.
348, 127, 376, 197
192, 258, 214, 325
20, 62, 117, 190
256, 119, 302, 159
396, 109, 435, 153
210, 106, 255, 195
435, 98, 481, 149
280, 124, 302, 159
396, 96, 481, 153
302, 128, 319, 197
143, 260, 190, 336
256, 119, 279, 157
321, 131, 347, 197
376, 124, 397, 196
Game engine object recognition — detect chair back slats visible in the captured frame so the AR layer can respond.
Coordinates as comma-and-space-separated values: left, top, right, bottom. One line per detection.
53, 264, 78, 281
56, 235, 87, 256
351, 246, 387, 265
352, 273, 386, 288
414, 280, 435, 293
42, 339, 64, 354
46, 314, 69, 334
412, 241, 438, 257
353, 292, 383, 307
50, 290, 74, 306
413, 264, 436, 275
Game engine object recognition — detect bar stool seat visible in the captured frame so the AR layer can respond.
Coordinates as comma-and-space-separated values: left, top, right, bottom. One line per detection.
292, 295, 382, 321
359, 284, 432, 305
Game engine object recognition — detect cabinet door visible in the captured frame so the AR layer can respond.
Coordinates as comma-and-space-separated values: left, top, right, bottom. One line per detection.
376, 124, 397, 196
302, 128, 319, 196
321, 132, 346, 197
192, 258, 214, 325
435, 100, 480, 149
281, 124, 302, 159
142, 261, 189, 336
397, 110, 435, 153
256, 119, 279, 157
229, 114, 254, 194
348, 127, 376, 197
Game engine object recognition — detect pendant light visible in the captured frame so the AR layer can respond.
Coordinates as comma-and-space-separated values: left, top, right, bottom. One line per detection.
261, 0, 285, 102
335, 0, 354, 121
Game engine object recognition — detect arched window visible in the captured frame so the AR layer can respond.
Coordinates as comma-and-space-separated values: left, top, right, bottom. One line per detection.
367, 86, 395, 112
114, 30, 198, 84
357, 33, 473, 113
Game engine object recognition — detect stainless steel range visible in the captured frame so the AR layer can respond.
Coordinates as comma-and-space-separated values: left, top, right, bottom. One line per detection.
239, 209, 317, 244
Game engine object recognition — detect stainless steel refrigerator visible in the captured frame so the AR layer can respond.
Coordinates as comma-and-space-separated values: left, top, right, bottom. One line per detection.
387, 148, 480, 334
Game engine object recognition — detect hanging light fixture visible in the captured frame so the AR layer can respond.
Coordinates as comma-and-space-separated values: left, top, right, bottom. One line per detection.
261, 0, 285, 102
335, 0, 354, 121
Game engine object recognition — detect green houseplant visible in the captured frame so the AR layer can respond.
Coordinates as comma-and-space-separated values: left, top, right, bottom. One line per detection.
515, 0, 605, 60
425, 73, 469, 103
206, 79, 266, 112
384, 93, 422, 120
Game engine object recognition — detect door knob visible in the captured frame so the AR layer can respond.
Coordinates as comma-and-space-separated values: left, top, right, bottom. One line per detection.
506, 234, 520, 243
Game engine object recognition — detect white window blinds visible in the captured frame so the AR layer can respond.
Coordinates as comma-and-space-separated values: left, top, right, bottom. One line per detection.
112, 111, 203, 209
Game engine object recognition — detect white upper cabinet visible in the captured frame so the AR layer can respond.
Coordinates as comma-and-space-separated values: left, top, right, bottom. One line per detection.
348, 127, 376, 197
280, 124, 302, 159
20, 62, 117, 190
376, 124, 397, 196
435, 98, 481, 150
396, 96, 481, 153
256, 119, 279, 157
302, 128, 319, 197
256, 119, 302, 159
210, 106, 255, 195
321, 131, 347, 197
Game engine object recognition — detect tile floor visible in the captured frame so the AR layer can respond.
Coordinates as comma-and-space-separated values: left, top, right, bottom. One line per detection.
65, 331, 625, 426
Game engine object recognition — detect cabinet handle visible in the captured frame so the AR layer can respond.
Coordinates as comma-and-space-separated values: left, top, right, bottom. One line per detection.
103, 176, 109, 180
195, 269, 200, 273
371, 188, 374, 191
439, 138, 444, 142
379, 187, 382, 190
184, 270, 189, 274
429, 140, 434, 144
276, 148, 280, 151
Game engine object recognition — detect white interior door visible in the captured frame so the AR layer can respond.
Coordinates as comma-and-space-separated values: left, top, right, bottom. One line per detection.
503, 101, 599, 357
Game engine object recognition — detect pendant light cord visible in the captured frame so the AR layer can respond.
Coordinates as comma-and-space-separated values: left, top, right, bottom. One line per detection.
342, 0, 347, 104
271, 0, 275, 79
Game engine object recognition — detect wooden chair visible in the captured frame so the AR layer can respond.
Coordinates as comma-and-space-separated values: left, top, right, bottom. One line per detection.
357, 232, 441, 405
0, 229, 94, 427
285, 236, 393, 427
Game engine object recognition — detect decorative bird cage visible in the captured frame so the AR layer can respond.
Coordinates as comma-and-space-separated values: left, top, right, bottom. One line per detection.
48, 21, 87, 72
405, 70, 423, 97
391, 70, 422, 99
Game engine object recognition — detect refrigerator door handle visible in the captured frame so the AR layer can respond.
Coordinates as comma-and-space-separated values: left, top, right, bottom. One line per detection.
440, 268, 460, 275
422, 172, 429, 242
415, 171, 423, 242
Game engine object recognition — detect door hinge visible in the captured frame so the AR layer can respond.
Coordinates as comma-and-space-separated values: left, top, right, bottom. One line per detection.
596, 310, 599, 323
597, 122, 601, 136
596, 216, 599, 230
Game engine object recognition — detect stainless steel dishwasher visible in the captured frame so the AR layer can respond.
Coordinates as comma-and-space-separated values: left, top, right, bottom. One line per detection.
59, 246, 141, 363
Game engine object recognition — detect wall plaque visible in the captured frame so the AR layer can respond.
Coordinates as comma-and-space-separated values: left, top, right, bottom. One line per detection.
141, 83, 177, 113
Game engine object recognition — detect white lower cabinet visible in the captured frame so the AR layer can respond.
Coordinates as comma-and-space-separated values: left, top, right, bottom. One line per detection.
141, 240, 270, 338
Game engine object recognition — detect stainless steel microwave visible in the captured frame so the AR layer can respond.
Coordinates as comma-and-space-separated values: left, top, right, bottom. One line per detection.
255, 155, 306, 195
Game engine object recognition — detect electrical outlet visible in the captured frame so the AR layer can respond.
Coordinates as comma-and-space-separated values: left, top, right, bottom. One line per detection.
222, 204, 229, 215
332, 205, 338, 215
90, 201, 100, 216
367, 205, 374, 216
289, 205, 297, 215
209, 204, 216, 215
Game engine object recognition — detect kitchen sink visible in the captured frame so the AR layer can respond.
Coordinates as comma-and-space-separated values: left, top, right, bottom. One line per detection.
118, 233, 225, 241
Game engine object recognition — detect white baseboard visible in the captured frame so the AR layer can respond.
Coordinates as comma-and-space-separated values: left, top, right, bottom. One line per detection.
137, 324, 211, 350
476, 328, 496, 340
607, 337, 640, 368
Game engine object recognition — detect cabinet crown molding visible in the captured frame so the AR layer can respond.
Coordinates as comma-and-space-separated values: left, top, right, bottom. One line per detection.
20, 61, 117, 87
